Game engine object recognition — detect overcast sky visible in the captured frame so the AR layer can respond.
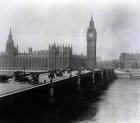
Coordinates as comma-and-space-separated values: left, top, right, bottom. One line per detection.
0, 0, 140, 60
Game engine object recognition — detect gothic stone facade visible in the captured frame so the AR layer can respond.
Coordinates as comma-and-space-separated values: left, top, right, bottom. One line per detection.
48, 43, 72, 70
0, 17, 95, 70
0, 29, 48, 70
87, 17, 97, 69
0, 29, 86, 71
48, 43, 86, 70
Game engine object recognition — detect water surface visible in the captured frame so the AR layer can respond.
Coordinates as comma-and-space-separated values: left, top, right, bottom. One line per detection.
76, 79, 140, 123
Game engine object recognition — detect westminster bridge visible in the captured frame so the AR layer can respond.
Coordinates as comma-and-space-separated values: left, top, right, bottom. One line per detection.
0, 69, 116, 123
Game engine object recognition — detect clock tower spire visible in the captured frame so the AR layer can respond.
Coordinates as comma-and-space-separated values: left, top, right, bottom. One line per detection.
87, 16, 97, 69
89, 16, 94, 27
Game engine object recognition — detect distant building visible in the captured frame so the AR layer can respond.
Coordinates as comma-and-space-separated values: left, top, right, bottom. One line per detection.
0, 17, 97, 71
119, 52, 140, 69
48, 43, 86, 70
87, 16, 97, 69
5, 28, 18, 56
28, 47, 32, 54
0, 29, 48, 70
48, 43, 72, 70
0, 28, 86, 71
97, 60, 119, 69
71, 54, 86, 70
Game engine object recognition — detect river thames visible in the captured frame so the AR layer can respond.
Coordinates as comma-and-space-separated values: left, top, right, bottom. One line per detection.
76, 79, 140, 123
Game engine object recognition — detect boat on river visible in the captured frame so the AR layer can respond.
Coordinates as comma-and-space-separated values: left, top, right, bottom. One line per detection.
114, 69, 140, 79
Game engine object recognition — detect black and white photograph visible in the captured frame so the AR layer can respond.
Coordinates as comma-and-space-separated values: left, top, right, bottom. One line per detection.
0, 0, 140, 123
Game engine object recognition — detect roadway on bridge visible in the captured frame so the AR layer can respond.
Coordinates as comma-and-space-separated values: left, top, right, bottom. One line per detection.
0, 70, 90, 98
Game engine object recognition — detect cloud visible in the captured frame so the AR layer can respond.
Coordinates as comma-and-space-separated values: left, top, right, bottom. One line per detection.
0, 0, 140, 60
96, 2, 140, 60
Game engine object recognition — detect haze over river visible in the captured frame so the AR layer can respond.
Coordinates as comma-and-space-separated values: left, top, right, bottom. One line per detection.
76, 79, 140, 123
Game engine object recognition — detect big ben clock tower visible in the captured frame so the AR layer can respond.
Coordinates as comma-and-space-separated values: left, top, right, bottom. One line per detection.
87, 16, 97, 69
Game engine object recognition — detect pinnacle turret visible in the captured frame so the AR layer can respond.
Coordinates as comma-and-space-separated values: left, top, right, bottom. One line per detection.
8, 27, 13, 42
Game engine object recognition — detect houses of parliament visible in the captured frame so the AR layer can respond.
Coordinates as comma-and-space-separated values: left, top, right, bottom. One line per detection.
0, 17, 97, 70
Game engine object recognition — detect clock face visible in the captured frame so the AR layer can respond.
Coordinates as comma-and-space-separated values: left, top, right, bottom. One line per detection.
88, 33, 94, 38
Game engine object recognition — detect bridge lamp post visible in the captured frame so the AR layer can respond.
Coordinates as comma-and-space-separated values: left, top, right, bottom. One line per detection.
92, 67, 95, 84
23, 66, 25, 77
77, 69, 82, 90
81, 67, 84, 74
49, 70, 55, 103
